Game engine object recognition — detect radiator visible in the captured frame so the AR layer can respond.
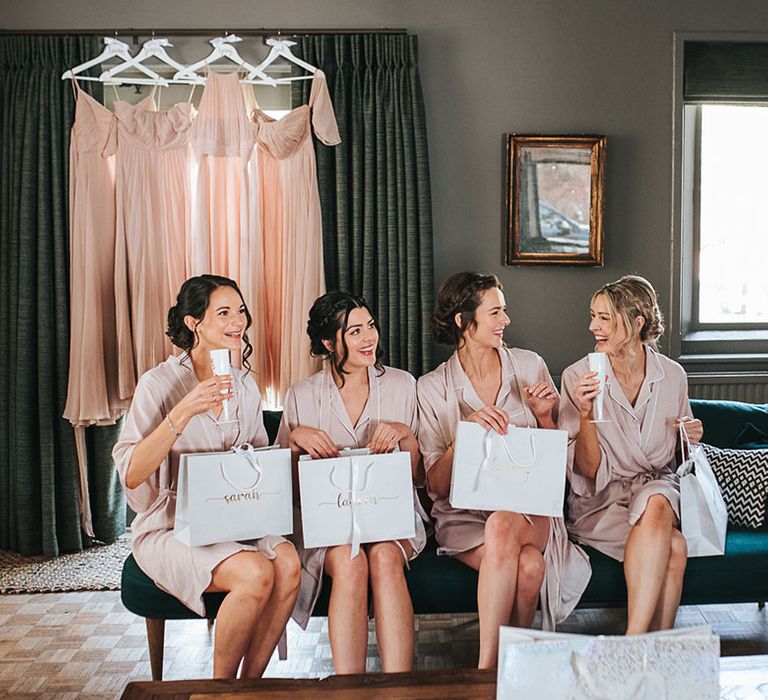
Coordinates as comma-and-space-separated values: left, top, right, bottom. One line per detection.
687, 374, 768, 403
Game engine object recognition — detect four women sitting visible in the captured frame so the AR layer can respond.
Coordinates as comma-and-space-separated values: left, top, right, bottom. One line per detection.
115, 270, 703, 679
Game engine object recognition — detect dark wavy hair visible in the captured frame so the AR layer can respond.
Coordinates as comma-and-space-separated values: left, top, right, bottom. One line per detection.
431, 272, 503, 346
166, 275, 254, 371
307, 290, 384, 387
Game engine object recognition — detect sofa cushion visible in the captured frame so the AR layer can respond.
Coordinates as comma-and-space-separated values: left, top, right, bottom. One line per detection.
701, 444, 768, 529
735, 422, 768, 450
690, 400, 768, 449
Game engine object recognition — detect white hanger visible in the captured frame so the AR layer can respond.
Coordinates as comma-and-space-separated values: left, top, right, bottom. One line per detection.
173, 35, 276, 86
99, 37, 203, 85
245, 38, 317, 84
61, 36, 167, 85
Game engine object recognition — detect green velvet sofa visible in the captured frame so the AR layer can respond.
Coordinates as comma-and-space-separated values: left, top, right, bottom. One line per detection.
121, 398, 768, 679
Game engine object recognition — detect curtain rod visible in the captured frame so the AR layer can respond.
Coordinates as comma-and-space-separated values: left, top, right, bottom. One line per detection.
0, 28, 408, 37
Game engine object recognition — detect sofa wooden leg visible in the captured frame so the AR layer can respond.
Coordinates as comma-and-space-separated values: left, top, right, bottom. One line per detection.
759, 601, 765, 611
145, 618, 166, 681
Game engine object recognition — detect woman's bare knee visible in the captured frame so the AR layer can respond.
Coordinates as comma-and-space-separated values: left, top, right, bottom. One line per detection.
484, 511, 524, 553
668, 530, 688, 577
325, 545, 369, 587
368, 542, 406, 584
273, 543, 301, 593
517, 546, 545, 597
211, 552, 274, 601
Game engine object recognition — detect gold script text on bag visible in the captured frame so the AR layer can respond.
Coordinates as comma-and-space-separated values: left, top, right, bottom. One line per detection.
450, 421, 568, 517
173, 445, 293, 547
298, 451, 415, 555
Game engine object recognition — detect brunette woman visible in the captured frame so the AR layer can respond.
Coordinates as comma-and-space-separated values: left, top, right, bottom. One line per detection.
417, 272, 590, 669
559, 275, 702, 634
113, 275, 300, 679
276, 290, 428, 674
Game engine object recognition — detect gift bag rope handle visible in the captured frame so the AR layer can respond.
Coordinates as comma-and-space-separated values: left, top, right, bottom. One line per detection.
482, 428, 537, 469
219, 444, 263, 491
328, 458, 374, 493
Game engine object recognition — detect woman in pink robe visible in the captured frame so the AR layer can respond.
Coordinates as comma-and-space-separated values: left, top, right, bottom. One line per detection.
276, 291, 428, 675
417, 272, 590, 669
559, 275, 703, 634
113, 275, 300, 679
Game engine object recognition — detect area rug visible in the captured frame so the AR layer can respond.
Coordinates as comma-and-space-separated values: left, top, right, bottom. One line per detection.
0, 534, 131, 593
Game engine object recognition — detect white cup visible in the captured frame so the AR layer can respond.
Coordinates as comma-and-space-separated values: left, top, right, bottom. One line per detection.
588, 352, 608, 422
210, 349, 232, 421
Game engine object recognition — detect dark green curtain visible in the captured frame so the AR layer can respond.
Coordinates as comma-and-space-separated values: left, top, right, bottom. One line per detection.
293, 34, 434, 376
0, 35, 124, 555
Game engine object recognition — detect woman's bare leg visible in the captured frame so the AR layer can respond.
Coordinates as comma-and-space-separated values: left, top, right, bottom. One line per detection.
324, 545, 369, 674
648, 529, 687, 632
206, 552, 274, 678
509, 545, 546, 628
455, 512, 549, 669
624, 495, 680, 635
368, 540, 414, 673
240, 543, 301, 678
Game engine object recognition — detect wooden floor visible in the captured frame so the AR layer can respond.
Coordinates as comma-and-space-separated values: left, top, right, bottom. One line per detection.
0, 591, 766, 699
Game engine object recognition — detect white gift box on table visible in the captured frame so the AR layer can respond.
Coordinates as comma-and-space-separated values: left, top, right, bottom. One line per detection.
449, 421, 568, 517
174, 444, 293, 547
497, 625, 720, 700
298, 451, 415, 555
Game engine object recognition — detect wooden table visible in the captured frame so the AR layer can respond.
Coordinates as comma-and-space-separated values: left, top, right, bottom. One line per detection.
121, 668, 496, 700
121, 656, 768, 700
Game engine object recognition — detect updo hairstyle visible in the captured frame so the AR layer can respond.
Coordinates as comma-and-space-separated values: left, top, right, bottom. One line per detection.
307, 290, 384, 386
592, 274, 664, 353
431, 272, 503, 346
166, 274, 254, 370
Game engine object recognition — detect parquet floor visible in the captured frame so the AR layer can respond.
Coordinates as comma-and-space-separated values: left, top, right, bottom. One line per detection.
0, 591, 766, 699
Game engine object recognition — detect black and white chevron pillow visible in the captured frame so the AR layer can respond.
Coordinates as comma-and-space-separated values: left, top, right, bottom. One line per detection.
700, 444, 768, 529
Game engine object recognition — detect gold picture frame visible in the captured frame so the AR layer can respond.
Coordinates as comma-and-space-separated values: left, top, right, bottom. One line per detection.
505, 134, 606, 266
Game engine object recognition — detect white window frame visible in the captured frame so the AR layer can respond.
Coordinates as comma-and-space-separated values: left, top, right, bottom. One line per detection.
671, 32, 768, 376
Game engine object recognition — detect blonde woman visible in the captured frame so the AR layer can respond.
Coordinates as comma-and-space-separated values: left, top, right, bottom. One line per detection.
559, 275, 703, 634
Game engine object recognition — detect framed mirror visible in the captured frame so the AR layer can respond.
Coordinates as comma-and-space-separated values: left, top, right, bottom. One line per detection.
505, 134, 606, 266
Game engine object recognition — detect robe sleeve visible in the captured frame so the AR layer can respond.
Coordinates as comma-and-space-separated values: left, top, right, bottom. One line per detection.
558, 364, 611, 498
275, 385, 300, 448
416, 374, 450, 474
112, 371, 167, 513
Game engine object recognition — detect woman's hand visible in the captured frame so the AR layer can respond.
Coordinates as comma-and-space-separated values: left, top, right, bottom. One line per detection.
173, 375, 234, 422
288, 427, 339, 459
368, 421, 412, 454
466, 406, 510, 434
677, 416, 704, 444
524, 382, 558, 424
572, 370, 603, 419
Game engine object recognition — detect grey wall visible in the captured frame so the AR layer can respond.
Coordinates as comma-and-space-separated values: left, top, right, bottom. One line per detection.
5, 0, 768, 375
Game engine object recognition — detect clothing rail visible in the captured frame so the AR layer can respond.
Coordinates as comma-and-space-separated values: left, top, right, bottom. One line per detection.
0, 28, 407, 37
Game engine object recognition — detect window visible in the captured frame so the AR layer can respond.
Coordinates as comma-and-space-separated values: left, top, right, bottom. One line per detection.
673, 37, 768, 371
695, 104, 768, 326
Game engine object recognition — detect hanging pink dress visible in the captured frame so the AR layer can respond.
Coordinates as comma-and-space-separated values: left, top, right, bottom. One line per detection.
107, 98, 195, 401
64, 83, 132, 427
251, 71, 341, 404
189, 71, 267, 385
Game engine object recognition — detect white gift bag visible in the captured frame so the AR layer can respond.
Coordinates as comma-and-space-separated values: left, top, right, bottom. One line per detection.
497, 625, 720, 700
298, 451, 415, 555
450, 421, 568, 516
174, 444, 293, 547
676, 426, 728, 557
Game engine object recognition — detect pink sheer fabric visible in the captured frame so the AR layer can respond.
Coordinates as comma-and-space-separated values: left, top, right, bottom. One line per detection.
64, 84, 133, 427
251, 70, 341, 404
189, 71, 267, 382
107, 97, 195, 401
